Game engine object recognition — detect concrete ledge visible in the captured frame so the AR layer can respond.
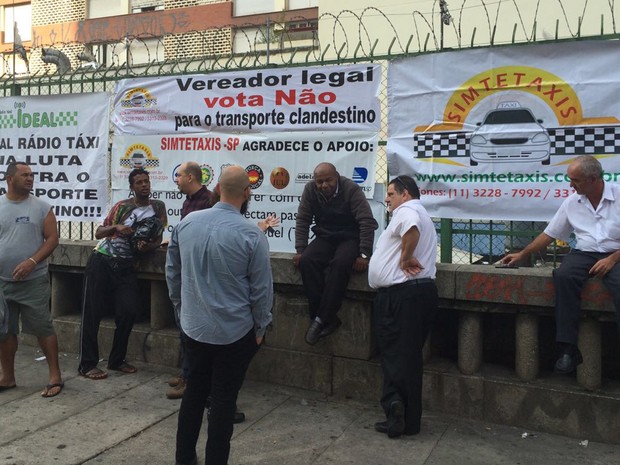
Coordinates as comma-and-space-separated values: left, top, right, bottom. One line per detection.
44, 241, 620, 444
49, 312, 620, 444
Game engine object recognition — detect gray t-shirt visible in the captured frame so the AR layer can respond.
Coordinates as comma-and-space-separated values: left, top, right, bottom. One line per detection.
0, 195, 51, 281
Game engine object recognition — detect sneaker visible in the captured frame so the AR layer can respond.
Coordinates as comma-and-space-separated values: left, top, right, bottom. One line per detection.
166, 378, 186, 399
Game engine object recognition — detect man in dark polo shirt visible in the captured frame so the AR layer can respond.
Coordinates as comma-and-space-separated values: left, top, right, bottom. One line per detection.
175, 162, 215, 218
166, 161, 213, 398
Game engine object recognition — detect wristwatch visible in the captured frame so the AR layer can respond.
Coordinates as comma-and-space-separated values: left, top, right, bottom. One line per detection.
360, 253, 370, 260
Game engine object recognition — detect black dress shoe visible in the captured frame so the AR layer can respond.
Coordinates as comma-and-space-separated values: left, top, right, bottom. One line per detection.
305, 320, 323, 345
319, 317, 342, 338
387, 400, 405, 438
554, 352, 583, 374
374, 420, 389, 434
233, 410, 246, 424
375, 419, 419, 436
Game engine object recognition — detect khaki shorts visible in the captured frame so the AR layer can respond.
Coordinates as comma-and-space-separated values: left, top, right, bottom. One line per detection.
0, 275, 55, 339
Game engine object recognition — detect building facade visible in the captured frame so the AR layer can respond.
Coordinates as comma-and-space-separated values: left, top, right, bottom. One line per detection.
0, 0, 319, 76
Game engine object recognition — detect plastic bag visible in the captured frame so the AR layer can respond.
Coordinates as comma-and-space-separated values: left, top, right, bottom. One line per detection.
130, 216, 164, 252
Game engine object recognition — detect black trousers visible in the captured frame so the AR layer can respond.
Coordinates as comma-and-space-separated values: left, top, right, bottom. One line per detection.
298, 236, 359, 323
176, 329, 259, 465
78, 252, 138, 373
374, 281, 438, 434
553, 249, 620, 345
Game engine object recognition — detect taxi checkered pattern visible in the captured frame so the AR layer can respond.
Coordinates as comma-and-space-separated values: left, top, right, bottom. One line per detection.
56, 111, 79, 126
120, 158, 160, 168
549, 126, 620, 155
0, 114, 16, 129
413, 125, 620, 158
413, 132, 470, 158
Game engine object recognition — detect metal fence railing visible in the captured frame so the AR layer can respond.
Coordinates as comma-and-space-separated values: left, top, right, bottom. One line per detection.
1, 3, 613, 264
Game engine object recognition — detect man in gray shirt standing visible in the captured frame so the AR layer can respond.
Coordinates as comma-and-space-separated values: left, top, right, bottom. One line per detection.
166, 165, 273, 465
0, 162, 63, 397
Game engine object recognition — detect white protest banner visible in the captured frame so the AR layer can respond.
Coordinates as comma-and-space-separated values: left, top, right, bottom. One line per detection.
110, 64, 382, 251
111, 132, 377, 194
111, 64, 381, 134
388, 40, 620, 221
111, 131, 378, 249
111, 188, 387, 253
0, 93, 111, 221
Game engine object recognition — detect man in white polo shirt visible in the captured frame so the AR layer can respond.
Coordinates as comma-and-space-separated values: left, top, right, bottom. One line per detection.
503, 155, 620, 375
368, 175, 438, 438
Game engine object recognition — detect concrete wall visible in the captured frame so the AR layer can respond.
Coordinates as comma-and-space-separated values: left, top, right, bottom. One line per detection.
46, 240, 620, 444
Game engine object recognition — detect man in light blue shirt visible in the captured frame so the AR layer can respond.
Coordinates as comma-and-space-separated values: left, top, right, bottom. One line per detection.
166, 165, 273, 465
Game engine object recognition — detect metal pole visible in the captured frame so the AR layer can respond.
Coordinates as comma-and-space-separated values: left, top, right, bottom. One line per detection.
266, 18, 270, 65
440, 20, 444, 50
440, 218, 453, 263
439, 0, 452, 50
12, 20, 16, 89
125, 33, 130, 75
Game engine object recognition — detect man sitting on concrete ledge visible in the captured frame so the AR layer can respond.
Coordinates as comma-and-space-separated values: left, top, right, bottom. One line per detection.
293, 162, 378, 345
502, 155, 620, 375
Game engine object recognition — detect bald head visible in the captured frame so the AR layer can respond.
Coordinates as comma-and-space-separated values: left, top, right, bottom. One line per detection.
219, 165, 250, 201
313, 162, 339, 198
183, 161, 203, 181
175, 161, 204, 196
314, 162, 338, 178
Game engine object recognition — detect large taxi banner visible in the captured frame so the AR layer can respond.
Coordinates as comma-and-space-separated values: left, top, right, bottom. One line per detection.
0, 93, 111, 221
388, 40, 620, 221
112, 64, 381, 134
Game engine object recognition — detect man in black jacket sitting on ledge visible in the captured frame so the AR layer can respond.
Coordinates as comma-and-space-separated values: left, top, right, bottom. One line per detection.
293, 162, 378, 345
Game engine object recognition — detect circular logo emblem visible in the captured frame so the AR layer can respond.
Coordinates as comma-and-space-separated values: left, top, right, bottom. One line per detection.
200, 164, 213, 187
246, 164, 264, 190
270, 167, 290, 190
172, 163, 181, 182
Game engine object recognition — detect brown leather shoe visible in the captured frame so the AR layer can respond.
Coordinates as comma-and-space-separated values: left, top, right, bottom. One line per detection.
166, 378, 186, 399
168, 374, 184, 387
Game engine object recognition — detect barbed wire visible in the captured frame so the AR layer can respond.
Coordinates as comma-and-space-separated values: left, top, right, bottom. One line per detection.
1, 2, 613, 261
1, 1, 617, 84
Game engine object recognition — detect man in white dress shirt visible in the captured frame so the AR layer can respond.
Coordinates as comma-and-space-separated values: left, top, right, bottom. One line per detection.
368, 175, 438, 438
503, 155, 620, 374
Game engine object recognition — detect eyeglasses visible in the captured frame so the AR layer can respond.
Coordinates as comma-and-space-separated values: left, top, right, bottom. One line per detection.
392, 176, 408, 193
391, 176, 419, 198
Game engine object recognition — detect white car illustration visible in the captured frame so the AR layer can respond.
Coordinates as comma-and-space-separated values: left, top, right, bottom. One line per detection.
469, 104, 551, 166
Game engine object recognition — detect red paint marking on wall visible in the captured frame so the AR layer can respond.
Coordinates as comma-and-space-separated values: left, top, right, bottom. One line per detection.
464, 274, 555, 303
